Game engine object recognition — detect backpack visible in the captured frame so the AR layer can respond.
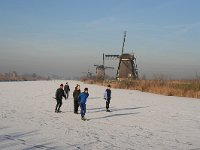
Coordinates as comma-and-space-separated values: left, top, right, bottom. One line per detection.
104, 90, 107, 100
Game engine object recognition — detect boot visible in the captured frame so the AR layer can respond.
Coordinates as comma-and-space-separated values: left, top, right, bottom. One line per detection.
81, 116, 86, 120
106, 108, 110, 112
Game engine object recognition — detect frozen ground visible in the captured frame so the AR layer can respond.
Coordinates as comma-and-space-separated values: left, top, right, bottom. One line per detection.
0, 80, 200, 150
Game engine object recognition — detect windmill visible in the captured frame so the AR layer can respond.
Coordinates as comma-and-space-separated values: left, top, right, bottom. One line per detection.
94, 53, 114, 80
82, 68, 93, 78
105, 31, 138, 80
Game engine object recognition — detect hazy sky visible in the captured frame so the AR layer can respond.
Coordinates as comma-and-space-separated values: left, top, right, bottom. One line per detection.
0, 0, 200, 79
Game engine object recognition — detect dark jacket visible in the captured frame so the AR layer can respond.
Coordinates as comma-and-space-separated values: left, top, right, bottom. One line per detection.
64, 85, 70, 92
78, 92, 89, 104
104, 89, 111, 100
73, 89, 81, 101
56, 88, 66, 100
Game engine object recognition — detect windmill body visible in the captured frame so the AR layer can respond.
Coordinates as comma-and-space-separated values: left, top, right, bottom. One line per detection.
82, 69, 93, 78
105, 31, 138, 80
94, 53, 114, 80
117, 53, 138, 80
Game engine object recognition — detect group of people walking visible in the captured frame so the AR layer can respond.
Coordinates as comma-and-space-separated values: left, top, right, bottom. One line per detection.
55, 82, 112, 120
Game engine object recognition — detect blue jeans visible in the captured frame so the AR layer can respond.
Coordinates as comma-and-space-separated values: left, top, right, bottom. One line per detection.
80, 103, 86, 117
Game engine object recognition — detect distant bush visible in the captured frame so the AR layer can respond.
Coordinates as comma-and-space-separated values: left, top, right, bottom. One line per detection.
84, 79, 200, 99
0, 72, 49, 81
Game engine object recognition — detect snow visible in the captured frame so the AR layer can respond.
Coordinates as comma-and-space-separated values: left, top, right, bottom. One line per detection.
0, 80, 200, 150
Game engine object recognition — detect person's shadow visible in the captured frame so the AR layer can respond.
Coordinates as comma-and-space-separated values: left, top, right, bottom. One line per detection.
88, 106, 149, 120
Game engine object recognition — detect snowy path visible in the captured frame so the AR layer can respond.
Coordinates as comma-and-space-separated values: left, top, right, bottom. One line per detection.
0, 80, 200, 150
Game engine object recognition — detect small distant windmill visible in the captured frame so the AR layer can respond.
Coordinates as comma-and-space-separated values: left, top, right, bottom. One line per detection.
82, 68, 93, 78
94, 53, 114, 80
105, 31, 138, 80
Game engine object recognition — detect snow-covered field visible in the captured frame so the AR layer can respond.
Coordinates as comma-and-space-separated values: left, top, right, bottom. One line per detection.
0, 80, 200, 150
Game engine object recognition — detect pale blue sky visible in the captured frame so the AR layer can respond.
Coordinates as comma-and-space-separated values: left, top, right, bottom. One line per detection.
0, 0, 200, 79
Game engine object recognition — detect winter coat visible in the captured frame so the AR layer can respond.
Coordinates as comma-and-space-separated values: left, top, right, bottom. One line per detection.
55, 88, 66, 100
73, 89, 81, 101
104, 89, 111, 100
78, 92, 89, 104
64, 85, 70, 92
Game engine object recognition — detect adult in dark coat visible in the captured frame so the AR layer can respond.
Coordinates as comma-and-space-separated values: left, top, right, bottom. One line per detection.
64, 82, 70, 99
73, 84, 81, 114
55, 84, 66, 112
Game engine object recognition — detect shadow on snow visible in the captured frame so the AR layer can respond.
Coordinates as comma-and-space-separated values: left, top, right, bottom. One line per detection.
90, 112, 140, 120
88, 106, 149, 120
0, 129, 59, 150
87, 106, 149, 114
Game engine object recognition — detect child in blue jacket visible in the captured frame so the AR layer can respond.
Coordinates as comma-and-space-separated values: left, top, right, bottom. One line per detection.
104, 85, 111, 112
78, 88, 89, 120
